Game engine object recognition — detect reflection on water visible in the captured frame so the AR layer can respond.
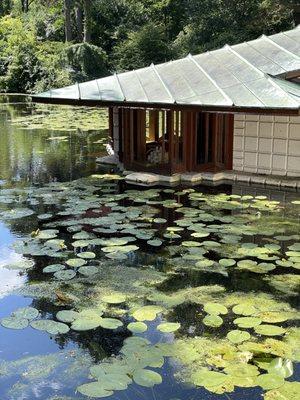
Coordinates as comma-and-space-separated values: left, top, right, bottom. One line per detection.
0, 95, 300, 400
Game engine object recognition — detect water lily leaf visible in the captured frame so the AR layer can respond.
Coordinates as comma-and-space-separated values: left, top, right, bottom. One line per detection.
78, 266, 99, 276
203, 314, 223, 327
30, 319, 69, 334
78, 251, 96, 259
54, 270, 76, 280
225, 363, 259, 377
71, 313, 103, 331
77, 382, 113, 398
12, 307, 39, 320
268, 358, 293, 378
256, 373, 284, 390
234, 317, 262, 328
127, 322, 148, 333
132, 306, 163, 321
232, 304, 257, 316
192, 369, 228, 387
219, 258, 236, 267
36, 229, 59, 239
1, 317, 29, 330
133, 369, 162, 387
227, 330, 251, 344
43, 264, 65, 273
97, 318, 123, 330
157, 322, 180, 333
264, 382, 300, 400
102, 294, 126, 304
182, 241, 202, 247
56, 310, 80, 323
147, 239, 163, 247
66, 258, 86, 267
256, 311, 291, 323
195, 259, 214, 268
254, 325, 286, 336
203, 303, 228, 315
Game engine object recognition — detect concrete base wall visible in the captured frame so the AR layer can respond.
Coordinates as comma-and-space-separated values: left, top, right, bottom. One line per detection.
233, 114, 300, 177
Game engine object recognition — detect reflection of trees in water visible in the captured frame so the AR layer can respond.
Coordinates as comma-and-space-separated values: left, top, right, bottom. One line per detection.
30, 296, 131, 362
0, 100, 105, 184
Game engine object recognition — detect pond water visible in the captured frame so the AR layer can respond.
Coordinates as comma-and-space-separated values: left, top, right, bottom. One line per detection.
0, 95, 300, 400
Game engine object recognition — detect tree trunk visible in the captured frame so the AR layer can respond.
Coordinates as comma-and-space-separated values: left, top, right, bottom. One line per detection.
64, 0, 73, 42
21, 0, 29, 12
83, 0, 91, 43
75, 2, 84, 42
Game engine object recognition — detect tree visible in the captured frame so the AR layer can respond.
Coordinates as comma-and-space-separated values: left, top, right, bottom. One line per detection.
64, 0, 73, 42
113, 23, 174, 71
83, 0, 91, 42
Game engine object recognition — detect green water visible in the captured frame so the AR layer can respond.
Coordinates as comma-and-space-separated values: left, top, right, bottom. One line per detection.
0, 95, 300, 400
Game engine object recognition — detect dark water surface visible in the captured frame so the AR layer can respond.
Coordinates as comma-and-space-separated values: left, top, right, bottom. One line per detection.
0, 95, 299, 400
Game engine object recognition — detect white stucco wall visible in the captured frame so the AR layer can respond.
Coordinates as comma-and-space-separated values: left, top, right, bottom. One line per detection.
233, 114, 300, 177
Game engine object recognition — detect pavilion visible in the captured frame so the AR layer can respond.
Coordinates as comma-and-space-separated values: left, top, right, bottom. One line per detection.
33, 26, 300, 185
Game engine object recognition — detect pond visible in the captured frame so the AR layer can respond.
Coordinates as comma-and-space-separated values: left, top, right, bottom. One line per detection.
0, 95, 300, 400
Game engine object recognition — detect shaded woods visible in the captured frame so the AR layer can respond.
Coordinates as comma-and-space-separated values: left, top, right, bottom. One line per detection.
0, 0, 298, 93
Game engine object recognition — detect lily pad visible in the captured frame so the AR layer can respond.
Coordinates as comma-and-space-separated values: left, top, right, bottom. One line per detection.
127, 322, 148, 333
66, 258, 86, 267
77, 382, 113, 398
132, 306, 163, 321
78, 266, 99, 276
78, 251, 96, 259
133, 369, 162, 387
56, 310, 80, 323
234, 317, 262, 328
203, 314, 223, 327
12, 307, 39, 320
54, 270, 76, 280
203, 303, 228, 315
254, 324, 286, 336
157, 322, 181, 333
43, 264, 65, 273
192, 369, 228, 387
227, 330, 251, 344
232, 304, 257, 316
102, 294, 126, 304
256, 373, 284, 390
1, 317, 29, 330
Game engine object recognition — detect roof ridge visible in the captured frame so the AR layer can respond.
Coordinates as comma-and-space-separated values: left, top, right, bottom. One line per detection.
187, 53, 233, 106
114, 73, 126, 101
150, 63, 176, 103
261, 34, 300, 60
225, 45, 300, 107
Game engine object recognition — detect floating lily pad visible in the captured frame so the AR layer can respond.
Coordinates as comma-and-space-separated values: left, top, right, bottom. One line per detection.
203, 314, 223, 327
54, 270, 76, 280
132, 306, 163, 321
133, 369, 162, 387
78, 251, 96, 259
203, 303, 228, 315
147, 239, 163, 247
99, 318, 123, 330
219, 258, 236, 267
66, 258, 86, 267
102, 294, 126, 304
254, 324, 286, 336
256, 373, 284, 390
12, 307, 39, 320
195, 259, 214, 268
157, 322, 181, 333
192, 369, 228, 387
227, 330, 251, 344
43, 264, 65, 273
232, 304, 257, 316
78, 266, 99, 276
56, 310, 80, 323
30, 319, 69, 334
77, 382, 113, 398
234, 317, 262, 328
1, 317, 29, 330
127, 321, 148, 333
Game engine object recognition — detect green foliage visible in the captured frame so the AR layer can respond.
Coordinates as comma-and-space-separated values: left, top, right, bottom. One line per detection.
0, 0, 296, 92
113, 23, 174, 71
65, 42, 109, 82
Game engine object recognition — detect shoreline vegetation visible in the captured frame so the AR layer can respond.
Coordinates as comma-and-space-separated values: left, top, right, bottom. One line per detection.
0, 0, 297, 94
